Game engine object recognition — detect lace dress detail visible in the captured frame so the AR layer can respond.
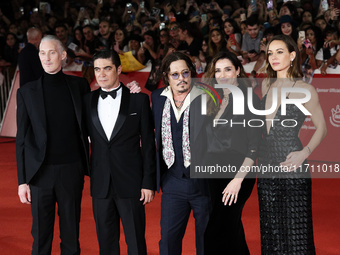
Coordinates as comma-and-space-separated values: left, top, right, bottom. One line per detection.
257, 92, 316, 255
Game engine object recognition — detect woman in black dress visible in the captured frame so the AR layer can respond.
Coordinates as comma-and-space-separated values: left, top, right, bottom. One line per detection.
202, 51, 261, 254
258, 34, 327, 254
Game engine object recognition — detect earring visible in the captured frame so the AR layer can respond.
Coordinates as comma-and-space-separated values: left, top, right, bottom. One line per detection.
290, 59, 293, 67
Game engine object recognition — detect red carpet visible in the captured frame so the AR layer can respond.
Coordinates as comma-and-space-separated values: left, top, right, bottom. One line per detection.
0, 137, 339, 254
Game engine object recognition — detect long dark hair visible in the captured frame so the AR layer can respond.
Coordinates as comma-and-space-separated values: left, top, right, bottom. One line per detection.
205, 51, 248, 81
278, 16, 298, 42
223, 18, 241, 38
304, 25, 323, 53
73, 26, 84, 48
265, 34, 303, 83
113, 28, 128, 50
161, 52, 196, 87
204, 51, 250, 116
208, 28, 226, 57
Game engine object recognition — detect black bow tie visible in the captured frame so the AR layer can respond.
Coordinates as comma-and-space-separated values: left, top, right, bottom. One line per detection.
100, 86, 120, 99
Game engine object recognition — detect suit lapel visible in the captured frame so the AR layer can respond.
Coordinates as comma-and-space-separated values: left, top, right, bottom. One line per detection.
66, 76, 82, 127
30, 78, 47, 133
190, 97, 205, 142
109, 85, 129, 142
91, 89, 108, 142
154, 88, 205, 142
154, 91, 166, 147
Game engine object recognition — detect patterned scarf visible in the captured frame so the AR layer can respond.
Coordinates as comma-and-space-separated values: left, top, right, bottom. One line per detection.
161, 98, 190, 169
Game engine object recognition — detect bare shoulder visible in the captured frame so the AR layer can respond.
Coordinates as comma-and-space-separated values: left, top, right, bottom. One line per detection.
292, 80, 318, 98
293, 80, 321, 108
295, 80, 316, 92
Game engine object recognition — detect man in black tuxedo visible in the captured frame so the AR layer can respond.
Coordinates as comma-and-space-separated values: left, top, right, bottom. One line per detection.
18, 27, 43, 87
83, 49, 156, 255
16, 35, 90, 254
151, 52, 210, 255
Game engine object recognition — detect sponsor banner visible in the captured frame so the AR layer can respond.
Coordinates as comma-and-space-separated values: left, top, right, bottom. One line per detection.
1, 73, 339, 166
299, 78, 340, 163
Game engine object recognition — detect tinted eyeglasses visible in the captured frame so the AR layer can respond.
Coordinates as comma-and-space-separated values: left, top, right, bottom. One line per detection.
169, 70, 190, 80
170, 26, 178, 31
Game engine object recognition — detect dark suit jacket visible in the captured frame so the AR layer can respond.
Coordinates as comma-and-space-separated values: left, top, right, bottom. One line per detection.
16, 74, 90, 185
151, 87, 208, 193
18, 43, 43, 87
83, 85, 156, 199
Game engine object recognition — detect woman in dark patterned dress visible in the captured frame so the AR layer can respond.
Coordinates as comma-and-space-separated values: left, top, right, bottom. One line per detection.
258, 34, 327, 254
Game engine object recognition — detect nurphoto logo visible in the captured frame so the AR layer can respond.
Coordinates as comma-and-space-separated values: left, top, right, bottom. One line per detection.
200, 83, 311, 116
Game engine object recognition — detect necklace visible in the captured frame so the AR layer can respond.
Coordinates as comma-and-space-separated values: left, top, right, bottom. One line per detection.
222, 88, 230, 104
173, 91, 190, 109
175, 100, 185, 109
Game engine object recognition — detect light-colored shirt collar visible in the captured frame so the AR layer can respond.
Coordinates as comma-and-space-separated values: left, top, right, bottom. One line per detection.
100, 83, 121, 92
161, 84, 204, 122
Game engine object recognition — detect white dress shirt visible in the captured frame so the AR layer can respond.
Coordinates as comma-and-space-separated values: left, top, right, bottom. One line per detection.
98, 86, 122, 140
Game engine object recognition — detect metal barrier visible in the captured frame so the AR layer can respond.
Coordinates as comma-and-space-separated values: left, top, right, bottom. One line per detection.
0, 66, 16, 129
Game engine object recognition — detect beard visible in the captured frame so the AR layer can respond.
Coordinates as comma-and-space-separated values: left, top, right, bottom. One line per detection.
177, 81, 190, 93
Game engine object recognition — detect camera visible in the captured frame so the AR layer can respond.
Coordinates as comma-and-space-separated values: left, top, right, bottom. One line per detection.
266, 0, 273, 10
39, 2, 51, 14
159, 22, 166, 30
140, 1, 145, 13
229, 34, 236, 45
299, 31, 306, 40
304, 39, 312, 49
126, 3, 132, 14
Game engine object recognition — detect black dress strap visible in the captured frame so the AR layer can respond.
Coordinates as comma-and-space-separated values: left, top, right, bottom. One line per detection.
286, 80, 297, 99
264, 80, 297, 99
263, 83, 272, 98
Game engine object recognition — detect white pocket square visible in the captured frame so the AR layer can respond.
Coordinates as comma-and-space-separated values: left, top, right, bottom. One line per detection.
129, 113, 137, 115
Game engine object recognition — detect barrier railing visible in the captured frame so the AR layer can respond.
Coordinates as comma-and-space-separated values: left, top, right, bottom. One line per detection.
1, 65, 339, 163
0, 66, 15, 128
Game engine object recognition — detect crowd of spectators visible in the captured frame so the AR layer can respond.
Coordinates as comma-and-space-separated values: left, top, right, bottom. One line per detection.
1, 0, 340, 84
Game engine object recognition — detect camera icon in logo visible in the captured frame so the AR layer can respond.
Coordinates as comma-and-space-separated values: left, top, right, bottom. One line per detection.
330, 105, 340, 127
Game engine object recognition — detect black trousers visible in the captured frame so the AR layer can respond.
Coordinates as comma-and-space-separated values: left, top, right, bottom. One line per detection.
30, 161, 84, 255
92, 181, 147, 255
159, 174, 211, 255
